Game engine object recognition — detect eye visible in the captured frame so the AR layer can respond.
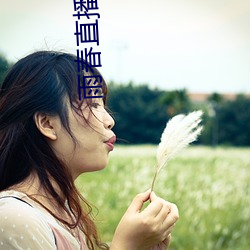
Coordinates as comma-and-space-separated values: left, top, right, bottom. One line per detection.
90, 103, 100, 108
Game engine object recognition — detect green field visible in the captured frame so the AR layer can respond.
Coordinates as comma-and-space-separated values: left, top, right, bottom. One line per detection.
76, 145, 250, 250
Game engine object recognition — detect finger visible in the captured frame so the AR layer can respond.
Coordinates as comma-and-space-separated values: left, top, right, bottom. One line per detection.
127, 190, 151, 213
143, 196, 165, 217
163, 203, 179, 227
147, 192, 164, 215
164, 224, 175, 237
149, 191, 157, 202
162, 234, 172, 248
150, 192, 171, 212
145, 201, 171, 231
156, 200, 172, 220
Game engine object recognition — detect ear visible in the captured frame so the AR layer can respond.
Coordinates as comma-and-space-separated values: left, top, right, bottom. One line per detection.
33, 112, 58, 140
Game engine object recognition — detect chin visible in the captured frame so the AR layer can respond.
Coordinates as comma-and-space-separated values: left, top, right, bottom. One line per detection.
74, 164, 107, 178
93, 162, 108, 171
83, 160, 109, 173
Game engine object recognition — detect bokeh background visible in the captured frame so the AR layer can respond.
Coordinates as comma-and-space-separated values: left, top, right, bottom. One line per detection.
1, 0, 250, 249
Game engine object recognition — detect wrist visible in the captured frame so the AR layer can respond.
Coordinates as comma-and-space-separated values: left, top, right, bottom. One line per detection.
110, 238, 142, 250
110, 241, 147, 250
109, 242, 132, 250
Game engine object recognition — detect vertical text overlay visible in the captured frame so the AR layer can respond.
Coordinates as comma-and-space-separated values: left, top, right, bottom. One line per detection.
72, 0, 103, 100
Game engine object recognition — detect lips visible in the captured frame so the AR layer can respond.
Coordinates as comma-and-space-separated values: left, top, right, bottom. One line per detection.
105, 135, 116, 151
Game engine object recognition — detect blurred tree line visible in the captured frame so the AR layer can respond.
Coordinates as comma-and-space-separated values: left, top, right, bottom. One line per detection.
107, 83, 250, 146
107, 82, 168, 144
0, 53, 249, 146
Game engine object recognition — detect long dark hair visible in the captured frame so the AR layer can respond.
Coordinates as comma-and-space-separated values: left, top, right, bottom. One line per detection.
0, 51, 109, 249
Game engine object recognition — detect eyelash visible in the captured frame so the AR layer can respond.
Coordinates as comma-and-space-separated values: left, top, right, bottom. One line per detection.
91, 103, 99, 108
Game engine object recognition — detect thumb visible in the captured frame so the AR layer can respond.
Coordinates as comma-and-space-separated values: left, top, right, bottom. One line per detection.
127, 189, 151, 213
149, 191, 157, 202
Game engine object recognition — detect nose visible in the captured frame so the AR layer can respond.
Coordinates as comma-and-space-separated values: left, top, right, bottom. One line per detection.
104, 111, 115, 130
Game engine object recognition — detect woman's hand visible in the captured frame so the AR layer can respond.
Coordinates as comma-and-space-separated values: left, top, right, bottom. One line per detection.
149, 234, 171, 250
110, 190, 179, 250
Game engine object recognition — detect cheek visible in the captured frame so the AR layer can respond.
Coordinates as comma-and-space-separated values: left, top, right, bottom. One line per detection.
88, 107, 106, 124
74, 110, 102, 134
51, 128, 75, 155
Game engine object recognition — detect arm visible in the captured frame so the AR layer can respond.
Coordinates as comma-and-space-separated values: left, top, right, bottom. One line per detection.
110, 190, 179, 250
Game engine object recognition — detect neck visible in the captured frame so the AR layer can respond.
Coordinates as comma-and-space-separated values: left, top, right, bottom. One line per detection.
9, 172, 66, 214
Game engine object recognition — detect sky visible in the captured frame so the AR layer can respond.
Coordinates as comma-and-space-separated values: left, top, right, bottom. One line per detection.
0, 0, 250, 93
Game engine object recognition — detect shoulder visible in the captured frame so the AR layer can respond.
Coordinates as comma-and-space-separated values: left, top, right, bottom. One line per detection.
0, 195, 56, 249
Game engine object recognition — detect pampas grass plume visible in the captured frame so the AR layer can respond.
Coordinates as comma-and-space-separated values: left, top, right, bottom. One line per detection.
151, 110, 203, 191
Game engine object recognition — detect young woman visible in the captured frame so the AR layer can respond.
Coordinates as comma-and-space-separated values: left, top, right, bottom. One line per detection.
0, 51, 179, 250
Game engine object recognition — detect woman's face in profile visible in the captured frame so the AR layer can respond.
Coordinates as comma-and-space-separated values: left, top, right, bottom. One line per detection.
51, 98, 115, 179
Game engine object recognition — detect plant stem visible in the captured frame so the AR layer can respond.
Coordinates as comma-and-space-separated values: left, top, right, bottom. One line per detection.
151, 171, 158, 192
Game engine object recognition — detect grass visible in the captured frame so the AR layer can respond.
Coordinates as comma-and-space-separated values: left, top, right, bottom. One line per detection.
75, 145, 250, 250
